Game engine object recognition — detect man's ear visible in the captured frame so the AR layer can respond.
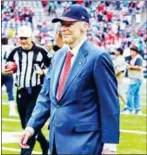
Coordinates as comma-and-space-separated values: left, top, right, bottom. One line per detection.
81, 22, 89, 33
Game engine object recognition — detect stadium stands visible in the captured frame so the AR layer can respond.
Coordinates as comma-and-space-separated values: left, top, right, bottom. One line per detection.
1, 1, 147, 76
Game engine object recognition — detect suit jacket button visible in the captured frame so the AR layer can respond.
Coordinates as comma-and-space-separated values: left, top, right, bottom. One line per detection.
56, 104, 60, 108
55, 121, 62, 127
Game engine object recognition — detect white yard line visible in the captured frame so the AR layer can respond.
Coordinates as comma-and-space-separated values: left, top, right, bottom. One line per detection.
2, 102, 9, 105
2, 118, 49, 125
120, 113, 147, 117
2, 147, 41, 154
2, 118, 20, 122
120, 129, 146, 135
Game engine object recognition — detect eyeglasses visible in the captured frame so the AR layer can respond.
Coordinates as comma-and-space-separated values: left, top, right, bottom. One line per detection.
19, 37, 28, 40
60, 21, 77, 27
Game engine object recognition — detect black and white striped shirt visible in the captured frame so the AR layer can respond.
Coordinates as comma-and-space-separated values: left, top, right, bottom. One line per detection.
7, 43, 51, 88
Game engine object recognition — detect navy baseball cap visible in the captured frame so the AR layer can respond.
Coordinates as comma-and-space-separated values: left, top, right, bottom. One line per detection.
52, 4, 89, 23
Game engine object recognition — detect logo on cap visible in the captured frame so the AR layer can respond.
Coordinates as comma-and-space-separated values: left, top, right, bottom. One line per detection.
63, 8, 71, 15
81, 16, 85, 19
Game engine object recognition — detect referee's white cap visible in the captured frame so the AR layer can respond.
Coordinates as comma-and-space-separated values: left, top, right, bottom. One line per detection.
18, 26, 32, 38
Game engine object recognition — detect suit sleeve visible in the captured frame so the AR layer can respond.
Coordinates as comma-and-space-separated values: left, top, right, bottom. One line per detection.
94, 52, 120, 143
27, 64, 52, 132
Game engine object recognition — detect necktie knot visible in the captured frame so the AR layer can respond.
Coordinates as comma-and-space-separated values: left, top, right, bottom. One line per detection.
67, 51, 73, 59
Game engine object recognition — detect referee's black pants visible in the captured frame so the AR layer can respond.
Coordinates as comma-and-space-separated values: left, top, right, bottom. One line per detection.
16, 86, 49, 155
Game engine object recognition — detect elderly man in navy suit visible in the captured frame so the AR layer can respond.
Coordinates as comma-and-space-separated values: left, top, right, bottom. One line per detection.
19, 4, 120, 154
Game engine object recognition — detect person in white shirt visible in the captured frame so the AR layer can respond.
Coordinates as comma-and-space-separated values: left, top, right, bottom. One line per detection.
113, 47, 127, 105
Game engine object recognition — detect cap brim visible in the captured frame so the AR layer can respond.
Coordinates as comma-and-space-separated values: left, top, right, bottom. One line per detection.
52, 17, 78, 23
130, 48, 139, 53
18, 35, 31, 38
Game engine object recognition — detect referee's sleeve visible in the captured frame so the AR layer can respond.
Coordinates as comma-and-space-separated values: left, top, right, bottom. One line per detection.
6, 49, 16, 62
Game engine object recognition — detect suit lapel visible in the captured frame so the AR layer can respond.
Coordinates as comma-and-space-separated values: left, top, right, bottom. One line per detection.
60, 40, 91, 101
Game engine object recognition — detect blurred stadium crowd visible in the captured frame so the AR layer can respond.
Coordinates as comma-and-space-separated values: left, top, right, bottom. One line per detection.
1, 0, 147, 76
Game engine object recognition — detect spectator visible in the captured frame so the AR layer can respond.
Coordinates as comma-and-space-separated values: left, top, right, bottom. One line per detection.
113, 48, 127, 105
42, 0, 48, 8
121, 45, 143, 115
52, 29, 64, 51
1, 36, 18, 117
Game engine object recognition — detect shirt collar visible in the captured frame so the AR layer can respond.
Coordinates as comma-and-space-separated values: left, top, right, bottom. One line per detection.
67, 37, 87, 57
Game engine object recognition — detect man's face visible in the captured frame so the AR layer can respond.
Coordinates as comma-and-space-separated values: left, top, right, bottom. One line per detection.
130, 50, 137, 57
115, 51, 120, 56
35, 36, 41, 43
60, 21, 87, 47
19, 37, 32, 50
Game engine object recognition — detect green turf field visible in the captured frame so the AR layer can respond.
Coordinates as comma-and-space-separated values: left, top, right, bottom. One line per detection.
1, 78, 147, 154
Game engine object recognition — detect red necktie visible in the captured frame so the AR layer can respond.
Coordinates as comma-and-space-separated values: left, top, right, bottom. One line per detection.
57, 52, 73, 100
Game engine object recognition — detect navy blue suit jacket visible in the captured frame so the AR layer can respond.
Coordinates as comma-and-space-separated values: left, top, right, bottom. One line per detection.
28, 40, 120, 154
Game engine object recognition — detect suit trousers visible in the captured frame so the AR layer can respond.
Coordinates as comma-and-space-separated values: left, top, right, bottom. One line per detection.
16, 86, 48, 155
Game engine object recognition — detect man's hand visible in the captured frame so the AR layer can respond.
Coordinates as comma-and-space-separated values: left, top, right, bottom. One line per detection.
101, 149, 116, 154
19, 130, 33, 149
127, 65, 132, 70
35, 70, 44, 75
128, 65, 142, 71
2, 68, 13, 75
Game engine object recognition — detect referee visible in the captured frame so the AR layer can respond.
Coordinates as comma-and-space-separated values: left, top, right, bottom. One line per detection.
3, 26, 51, 155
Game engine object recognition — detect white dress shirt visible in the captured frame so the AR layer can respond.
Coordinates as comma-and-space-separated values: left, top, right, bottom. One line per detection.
67, 37, 87, 67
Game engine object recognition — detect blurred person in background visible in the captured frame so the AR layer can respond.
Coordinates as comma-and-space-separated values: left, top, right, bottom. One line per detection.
19, 4, 119, 155
1, 36, 18, 117
34, 35, 42, 45
113, 48, 127, 105
2, 26, 51, 155
52, 27, 64, 52
121, 45, 143, 115
46, 27, 64, 55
